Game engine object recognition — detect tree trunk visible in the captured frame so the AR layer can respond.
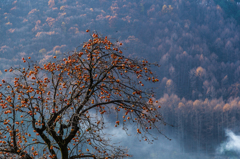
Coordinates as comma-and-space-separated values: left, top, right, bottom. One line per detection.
61, 146, 68, 159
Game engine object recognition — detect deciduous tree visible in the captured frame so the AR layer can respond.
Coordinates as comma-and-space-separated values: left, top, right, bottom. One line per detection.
0, 31, 167, 159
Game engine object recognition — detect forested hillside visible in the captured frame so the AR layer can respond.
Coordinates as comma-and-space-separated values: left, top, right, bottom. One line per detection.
1, 0, 240, 158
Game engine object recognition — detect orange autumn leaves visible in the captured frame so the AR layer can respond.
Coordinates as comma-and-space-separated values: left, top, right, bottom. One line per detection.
0, 31, 163, 158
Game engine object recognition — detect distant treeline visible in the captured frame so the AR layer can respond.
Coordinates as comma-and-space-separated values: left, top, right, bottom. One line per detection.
158, 94, 240, 156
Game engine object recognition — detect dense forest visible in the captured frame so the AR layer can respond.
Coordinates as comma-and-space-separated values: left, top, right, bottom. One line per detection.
1, 0, 240, 158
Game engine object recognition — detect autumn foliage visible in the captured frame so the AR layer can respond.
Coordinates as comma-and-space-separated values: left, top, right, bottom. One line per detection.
0, 31, 166, 159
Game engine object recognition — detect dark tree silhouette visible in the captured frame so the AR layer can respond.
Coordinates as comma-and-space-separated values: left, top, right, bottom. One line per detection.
0, 31, 168, 159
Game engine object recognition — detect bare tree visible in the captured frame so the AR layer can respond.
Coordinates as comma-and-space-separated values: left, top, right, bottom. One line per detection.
0, 30, 168, 159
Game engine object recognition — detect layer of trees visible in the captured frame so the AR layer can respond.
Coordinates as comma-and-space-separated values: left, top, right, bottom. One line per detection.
158, 94, 240, 156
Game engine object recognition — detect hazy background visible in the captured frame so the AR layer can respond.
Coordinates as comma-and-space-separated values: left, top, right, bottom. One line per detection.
1, 0, 240, 158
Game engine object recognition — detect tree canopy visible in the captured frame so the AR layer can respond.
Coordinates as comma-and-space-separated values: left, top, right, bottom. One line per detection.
0, 31, 167, 159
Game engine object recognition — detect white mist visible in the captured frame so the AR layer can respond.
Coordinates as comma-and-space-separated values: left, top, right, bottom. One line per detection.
217, 129, 240, 156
